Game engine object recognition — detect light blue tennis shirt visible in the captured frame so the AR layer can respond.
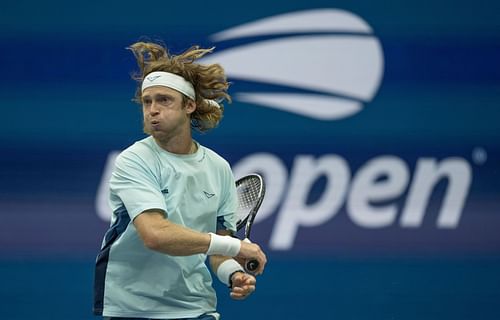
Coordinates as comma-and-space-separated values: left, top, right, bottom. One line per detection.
94, 136, 238, 319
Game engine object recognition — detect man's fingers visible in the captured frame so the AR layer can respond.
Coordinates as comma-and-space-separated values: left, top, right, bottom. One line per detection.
253, 252, 267, 275
245, 277, 256, 285
240, 275, 256, 285
230, 292, 245, 300
230, 273, 256, 300
230, 284, 256, 300
232, 285, 255, 294
232, 273, 256, 286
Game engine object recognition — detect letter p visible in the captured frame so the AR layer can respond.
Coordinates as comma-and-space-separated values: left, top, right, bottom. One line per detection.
270, 155, 350, 250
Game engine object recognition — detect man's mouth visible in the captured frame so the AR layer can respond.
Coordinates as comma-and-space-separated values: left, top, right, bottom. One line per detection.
149, 120, 161, 130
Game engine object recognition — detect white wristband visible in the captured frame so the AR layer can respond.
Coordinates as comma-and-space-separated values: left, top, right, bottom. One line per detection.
217, 259, 244, 287
206, 233, 241, 257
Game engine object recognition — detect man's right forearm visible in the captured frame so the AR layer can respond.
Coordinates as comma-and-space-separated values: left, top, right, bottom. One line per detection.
133, 210, 242, 257
134, 210, 211, 256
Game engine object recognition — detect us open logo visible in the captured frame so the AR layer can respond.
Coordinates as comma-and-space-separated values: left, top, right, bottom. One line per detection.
97, 10, 474, 253
201, 8, 384, 120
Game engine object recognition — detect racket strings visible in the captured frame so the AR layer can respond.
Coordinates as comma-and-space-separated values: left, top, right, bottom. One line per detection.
236, 177, 262, 222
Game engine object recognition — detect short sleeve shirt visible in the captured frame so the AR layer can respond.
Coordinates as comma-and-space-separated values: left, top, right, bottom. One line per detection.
95, 136, 238, 319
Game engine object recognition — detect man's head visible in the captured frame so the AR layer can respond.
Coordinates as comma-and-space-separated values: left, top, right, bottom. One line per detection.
128, 41, 231, 133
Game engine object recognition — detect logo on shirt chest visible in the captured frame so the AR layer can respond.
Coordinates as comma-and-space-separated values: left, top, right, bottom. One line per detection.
203, 191, 216, 198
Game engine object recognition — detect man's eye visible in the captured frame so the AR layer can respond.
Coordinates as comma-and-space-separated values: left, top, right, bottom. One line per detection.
143, 99, 152, 105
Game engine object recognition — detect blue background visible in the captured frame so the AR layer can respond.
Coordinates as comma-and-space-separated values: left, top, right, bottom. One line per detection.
1, 0, 499, 319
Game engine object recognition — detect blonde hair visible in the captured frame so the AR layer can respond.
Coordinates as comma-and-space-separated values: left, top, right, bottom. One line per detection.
128, 41, 231, 133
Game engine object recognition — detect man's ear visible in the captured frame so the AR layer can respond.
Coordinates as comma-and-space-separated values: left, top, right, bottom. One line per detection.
185, 99, 196, 115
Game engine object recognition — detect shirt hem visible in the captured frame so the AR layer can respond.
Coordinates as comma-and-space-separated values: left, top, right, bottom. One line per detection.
102, 308, 217, 319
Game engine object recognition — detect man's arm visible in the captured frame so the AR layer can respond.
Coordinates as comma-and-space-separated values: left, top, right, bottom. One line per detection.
133, 210, 210, 256
133, 210, 267, 269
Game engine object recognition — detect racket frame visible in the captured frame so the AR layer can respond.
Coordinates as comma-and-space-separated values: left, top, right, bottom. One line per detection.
234, 173, 266, 273
235, 173, 265, 239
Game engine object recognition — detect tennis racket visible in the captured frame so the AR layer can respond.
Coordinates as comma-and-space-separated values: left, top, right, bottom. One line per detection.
235, 173, 266, 273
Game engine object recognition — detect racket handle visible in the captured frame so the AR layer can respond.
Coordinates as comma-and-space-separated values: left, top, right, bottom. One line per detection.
245, 259, 259, 272
243, 238, 259, 273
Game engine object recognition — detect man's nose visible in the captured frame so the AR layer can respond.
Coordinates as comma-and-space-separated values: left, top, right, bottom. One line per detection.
150, 101, 160, 115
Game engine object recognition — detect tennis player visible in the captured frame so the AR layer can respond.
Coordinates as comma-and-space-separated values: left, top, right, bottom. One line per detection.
93, 41, 267, 320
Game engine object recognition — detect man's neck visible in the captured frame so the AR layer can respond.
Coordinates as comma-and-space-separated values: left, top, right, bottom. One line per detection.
153, 134, 196, 155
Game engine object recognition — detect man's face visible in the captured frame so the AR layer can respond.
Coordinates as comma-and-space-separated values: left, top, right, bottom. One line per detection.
141, 86, 195, 139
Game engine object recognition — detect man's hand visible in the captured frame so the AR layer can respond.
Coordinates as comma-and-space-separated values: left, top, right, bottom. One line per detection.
237, 241, 267, 275
230, 272, 256, 300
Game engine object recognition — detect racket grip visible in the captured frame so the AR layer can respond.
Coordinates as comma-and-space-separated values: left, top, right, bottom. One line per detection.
245, 259, 260, 272
243, 238, 259, 273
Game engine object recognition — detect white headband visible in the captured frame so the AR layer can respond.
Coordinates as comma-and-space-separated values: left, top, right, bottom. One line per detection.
142, 71, 195, 100
141, 71, 221, 109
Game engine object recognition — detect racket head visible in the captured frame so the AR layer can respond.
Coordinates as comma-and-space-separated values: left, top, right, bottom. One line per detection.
235, 174, 265, 237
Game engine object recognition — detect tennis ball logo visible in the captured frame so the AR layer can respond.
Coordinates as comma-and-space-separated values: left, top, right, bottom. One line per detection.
201, 9, 384, 120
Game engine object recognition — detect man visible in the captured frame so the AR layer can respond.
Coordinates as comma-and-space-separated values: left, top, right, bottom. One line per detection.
93, 41, 267, 320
